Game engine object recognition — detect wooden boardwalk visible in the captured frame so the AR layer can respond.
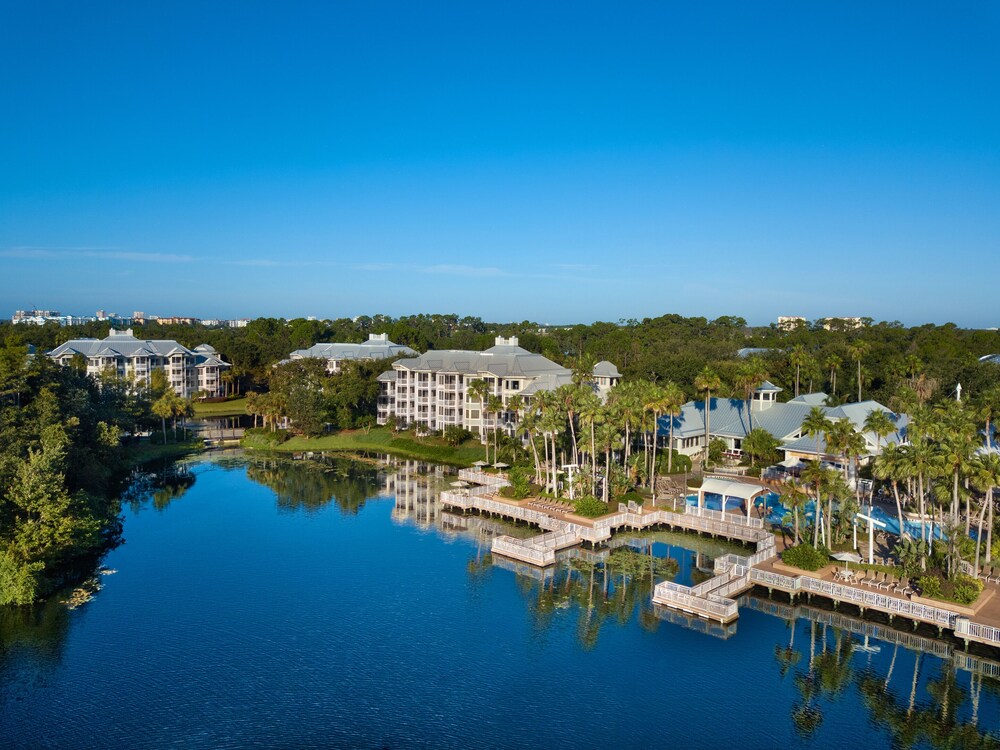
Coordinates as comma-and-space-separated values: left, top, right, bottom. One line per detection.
442, 471, 1000, 651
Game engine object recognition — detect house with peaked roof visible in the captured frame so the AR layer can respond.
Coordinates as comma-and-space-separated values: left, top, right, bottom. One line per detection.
287, 333, 417, 373
377, 336, 619, 434
657, 381, 908, 470
48, 329, 230, 398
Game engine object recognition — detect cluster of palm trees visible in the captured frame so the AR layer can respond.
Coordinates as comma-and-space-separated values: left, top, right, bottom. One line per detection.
487, 378, 688, 504
872, 396, 1000, 577
776, 389, 1000, 579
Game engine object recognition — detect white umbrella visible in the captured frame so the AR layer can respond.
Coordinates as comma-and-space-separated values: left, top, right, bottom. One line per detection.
831, 550, 863, 572
472, 460, 488, 467
493, 462, 509, 469
450, 480, 470, 488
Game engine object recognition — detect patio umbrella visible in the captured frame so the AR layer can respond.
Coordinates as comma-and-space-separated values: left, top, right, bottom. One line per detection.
493, 462, 509, 469
450, 480, 470, 488
472, 460, 488, 467
831, 551, 863, 569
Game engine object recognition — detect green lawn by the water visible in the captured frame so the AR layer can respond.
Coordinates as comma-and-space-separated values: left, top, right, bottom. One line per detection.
193, 397, 247, 417
256, 427, 487, 466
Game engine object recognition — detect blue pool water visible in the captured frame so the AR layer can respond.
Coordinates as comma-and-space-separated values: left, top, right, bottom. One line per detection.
2, 455, 996, 749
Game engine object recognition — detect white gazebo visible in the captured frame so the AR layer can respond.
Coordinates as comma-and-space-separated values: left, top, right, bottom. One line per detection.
697, 478, 770, 518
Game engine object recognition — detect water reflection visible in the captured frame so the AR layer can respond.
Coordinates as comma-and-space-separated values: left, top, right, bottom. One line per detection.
245, 455, 380, 514
120, 462, 196, 513
749, 594, 1000, 747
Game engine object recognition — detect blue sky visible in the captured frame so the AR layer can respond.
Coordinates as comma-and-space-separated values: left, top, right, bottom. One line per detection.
2, 2, 998, 326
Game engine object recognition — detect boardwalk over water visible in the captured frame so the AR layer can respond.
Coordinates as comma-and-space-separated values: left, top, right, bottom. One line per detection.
442, 469, 1000, 650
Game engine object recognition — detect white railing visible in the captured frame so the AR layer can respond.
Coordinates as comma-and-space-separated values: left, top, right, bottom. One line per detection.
492, 536, 552, 566
457, 468, 510, 488
653, 580, 739, 621
954, 618, 1000, 647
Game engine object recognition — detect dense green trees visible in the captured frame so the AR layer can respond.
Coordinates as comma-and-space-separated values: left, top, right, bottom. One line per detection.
0, 340, 159, 604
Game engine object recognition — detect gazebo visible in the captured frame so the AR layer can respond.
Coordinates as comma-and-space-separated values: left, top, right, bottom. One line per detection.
697, 478, 770, 518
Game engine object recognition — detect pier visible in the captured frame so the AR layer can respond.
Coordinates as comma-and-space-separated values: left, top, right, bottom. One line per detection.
442, 470, 1000, 649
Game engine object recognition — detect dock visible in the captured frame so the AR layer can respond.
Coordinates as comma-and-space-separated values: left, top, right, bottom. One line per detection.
442, 469, 1000, 649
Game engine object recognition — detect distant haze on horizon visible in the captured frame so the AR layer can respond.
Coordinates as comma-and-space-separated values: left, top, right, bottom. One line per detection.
2, 3, 998, 328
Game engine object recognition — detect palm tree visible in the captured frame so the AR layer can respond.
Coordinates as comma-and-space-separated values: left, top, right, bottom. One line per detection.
152, 392, 174, 443
847, 341, 870, 402
486, 394, 504, 463
644, 384, 667, 497
662, 381, 685, 474
864, 409, 896, 452
780, 479, 810, 544
577, 389, 603, 492
467, 378, 490, 457
874, 443, 909, 544
801, 407, 834, 545
734, 357, 768, 431
789, 345, 808, 399
694, 366, 722, 467
825, 354, 842, 397
973, 383, 1000, 451
931, 400, 977, 529
969, 452, 1000, 574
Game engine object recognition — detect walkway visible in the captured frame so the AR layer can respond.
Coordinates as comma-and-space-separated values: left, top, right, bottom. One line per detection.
442, 470, 1000, 649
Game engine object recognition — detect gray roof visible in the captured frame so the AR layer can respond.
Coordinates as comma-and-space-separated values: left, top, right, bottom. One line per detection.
393, 340, 568, 379
737, 347, 779, 358
290, 334, 416, 363
658, 393, 908, 455
789, 392, 829, 405
756, 380, 782, 392
48, 330, 229, 368
592, 360, 621, 378
979, 353, 1000, 365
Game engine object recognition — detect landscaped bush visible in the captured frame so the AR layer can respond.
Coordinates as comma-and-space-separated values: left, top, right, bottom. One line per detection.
574, 496, 609, 518
952, 574, 984, 605
242, 427, 290, 448
781, 544, 831, 571
618, 490, 645, 506
917, 575, 942, 599
508, 466, 532, 499
443, 425, 473, 446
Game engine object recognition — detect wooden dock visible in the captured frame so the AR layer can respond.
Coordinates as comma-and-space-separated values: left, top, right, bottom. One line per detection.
442, 470, 1000, 649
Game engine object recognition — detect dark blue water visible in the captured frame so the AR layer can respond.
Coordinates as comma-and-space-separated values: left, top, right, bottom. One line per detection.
2, 455, 998, 749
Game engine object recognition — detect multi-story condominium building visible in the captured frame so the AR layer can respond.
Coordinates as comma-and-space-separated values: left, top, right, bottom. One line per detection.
377, 336, 620, 434
287, 333, 417, 373
47, 329, 230, 398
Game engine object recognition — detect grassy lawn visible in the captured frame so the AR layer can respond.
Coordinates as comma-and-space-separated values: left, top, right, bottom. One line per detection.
258, 426, 487, 466
193, 397, 247, 417
120, 437, 205, 468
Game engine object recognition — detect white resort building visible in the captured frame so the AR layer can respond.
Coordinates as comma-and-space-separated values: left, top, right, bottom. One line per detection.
47, 329, 230, 398
287, 333, 417, 373
377, 336, 620, 435
658, 381, 908, 471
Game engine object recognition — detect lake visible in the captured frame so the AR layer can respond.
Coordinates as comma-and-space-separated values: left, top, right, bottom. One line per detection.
2, 453, 998, 749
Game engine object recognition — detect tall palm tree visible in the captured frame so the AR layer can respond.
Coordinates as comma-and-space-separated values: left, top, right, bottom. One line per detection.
969, 452, 1000, 573
662, 381, 685, 474
973, 383, 1000, 451
517, 404, 543, 484
825, 354, 842, 397
931, 400, 977, 529
734, 357, 768, 431
644, 384, 668, 496
801, 407, 834, 544
847, 341, 870, 402
874, 443, 909, 543
789, 345, 808, 399
780, 478, 810, 545
555, 383, 583, 465
486, 393, 504, 463
467, 378, 490, 454
577, 389, 603, 493
694, 366, 722, 468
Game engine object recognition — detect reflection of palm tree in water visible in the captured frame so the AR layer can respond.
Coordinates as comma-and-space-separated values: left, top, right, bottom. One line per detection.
498, 546, 678, 650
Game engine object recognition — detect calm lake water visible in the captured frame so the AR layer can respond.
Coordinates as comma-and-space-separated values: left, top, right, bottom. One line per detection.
2, 453, 998, 749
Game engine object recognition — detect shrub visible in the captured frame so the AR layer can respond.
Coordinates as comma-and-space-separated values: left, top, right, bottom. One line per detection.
917, 575, 942, 599
574, 496, 609, 518
619, 490, 645, 506
781, 544, 830, 572
443, 425, 473, 447
508, 466, 532, 499
951, 574, 984, 605
242, 427, 290, 448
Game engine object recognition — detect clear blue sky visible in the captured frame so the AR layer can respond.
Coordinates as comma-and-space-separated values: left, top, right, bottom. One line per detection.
2, 2, 998, 326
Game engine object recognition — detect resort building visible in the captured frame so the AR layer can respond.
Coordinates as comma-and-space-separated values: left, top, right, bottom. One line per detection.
658, 382, 907, 471
377, 336, 620, 434
47, 329, 230, 398
287, 333, 417, 373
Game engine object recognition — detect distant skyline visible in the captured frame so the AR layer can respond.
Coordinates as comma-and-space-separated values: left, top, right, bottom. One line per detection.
2, 2, 998, 327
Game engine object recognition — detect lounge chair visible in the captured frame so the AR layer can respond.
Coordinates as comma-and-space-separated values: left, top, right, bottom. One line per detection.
859, 570, 877, 587
876, 573, 892, 591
